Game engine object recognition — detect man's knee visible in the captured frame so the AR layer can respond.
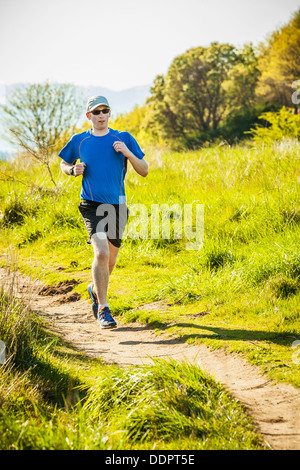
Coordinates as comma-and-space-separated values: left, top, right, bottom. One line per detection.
91, 234, 109, 263
95, 250, 109, 264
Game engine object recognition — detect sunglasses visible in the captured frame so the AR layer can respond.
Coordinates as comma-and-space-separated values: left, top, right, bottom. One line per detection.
90, 108, 110, 115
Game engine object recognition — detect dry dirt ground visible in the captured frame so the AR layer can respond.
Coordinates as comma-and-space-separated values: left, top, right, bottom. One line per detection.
1, 267, 300, 451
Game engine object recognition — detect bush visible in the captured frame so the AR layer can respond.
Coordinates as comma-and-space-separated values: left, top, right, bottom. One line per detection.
267, 275, 299, 299
201, 246, 236, 271
0, 195, 34, 227
219, 103, 279, 143
248, 107, 300, 145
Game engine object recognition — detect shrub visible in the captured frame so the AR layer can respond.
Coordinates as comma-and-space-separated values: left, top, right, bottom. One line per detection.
267, 275, 299, 299
1, 195, 33, 227
248, 107, 300, 145
202, 246, 236, 271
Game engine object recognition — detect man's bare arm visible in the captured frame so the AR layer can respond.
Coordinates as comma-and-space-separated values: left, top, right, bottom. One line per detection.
126, 153, 148, 177
113, 141, 148, 177
60, 159, 86, 176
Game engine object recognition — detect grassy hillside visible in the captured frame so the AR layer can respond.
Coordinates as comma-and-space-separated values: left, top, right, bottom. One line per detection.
0, 137, 299, 449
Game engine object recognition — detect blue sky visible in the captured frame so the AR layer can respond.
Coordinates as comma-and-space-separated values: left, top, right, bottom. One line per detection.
0, 0, 299, 91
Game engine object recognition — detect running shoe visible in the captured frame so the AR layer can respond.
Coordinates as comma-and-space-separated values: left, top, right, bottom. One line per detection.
98, 306, 117, 329
87, 283, 98, 319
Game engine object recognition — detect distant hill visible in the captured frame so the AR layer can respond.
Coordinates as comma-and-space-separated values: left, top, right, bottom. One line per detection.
0, 82, 151, 152
3, 82, 151, 116
78, 84, 151, 116
0, 150, 16, 161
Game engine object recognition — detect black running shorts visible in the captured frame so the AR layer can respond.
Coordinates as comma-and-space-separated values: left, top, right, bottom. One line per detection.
78, 200, 129, 248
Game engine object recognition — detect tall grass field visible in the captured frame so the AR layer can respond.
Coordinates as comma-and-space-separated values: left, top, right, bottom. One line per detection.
0, 135, 299, 449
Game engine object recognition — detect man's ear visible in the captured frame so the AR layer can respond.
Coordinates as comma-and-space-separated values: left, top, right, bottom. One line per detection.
86, 112, 91, 120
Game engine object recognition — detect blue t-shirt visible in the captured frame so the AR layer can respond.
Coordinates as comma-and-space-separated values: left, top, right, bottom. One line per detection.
58, 128, 145, 204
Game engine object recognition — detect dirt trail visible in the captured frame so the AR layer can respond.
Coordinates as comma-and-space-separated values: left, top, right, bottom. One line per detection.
1, 267, 300, 450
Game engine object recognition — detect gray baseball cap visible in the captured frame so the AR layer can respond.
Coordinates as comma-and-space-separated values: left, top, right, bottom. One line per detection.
86, 95, 110, 112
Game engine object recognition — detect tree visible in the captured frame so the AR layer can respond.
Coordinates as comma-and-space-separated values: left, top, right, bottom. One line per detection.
223, 44, 260, 114
145, 42, 260, 146
110, 105, 150, 144
146, 75, 185, 141
1, 82, 84, 185
165, 43, 239, 132
257, 9, 300, 108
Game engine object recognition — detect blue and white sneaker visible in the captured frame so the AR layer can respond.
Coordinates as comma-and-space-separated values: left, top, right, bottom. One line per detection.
87, 283, 98, 319
98, 306, 117, 329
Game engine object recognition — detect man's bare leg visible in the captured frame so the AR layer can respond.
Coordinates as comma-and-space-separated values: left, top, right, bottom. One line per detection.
108, 240, 120, 275
91, 233, 119, 306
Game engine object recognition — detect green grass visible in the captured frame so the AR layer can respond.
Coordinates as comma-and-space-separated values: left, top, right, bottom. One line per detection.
82, 359, 263, 450
0, 288, 264, 450
0, 137, 299, 448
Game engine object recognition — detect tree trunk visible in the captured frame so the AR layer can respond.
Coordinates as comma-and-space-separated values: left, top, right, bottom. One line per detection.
46, 161, 56, 186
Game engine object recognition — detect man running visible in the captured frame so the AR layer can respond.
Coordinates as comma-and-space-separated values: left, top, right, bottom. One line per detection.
59, 95, 148, 329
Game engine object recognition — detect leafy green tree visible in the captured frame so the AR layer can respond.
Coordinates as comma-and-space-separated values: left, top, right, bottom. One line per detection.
223, 44, 260, 114
1, 82, 83, 185
165, 43, 238, 131
146, 42, 260, 146
146, 74, 184, 142
257, 9, 300, 107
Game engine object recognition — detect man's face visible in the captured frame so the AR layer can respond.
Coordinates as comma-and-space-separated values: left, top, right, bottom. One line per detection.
86, 105, 111, 130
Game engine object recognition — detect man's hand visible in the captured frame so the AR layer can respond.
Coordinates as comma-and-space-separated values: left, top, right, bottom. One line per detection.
60, 160, 86, 177
113, 141, 132, 158
73, 162, 86, 176
113, 141, 148, 177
